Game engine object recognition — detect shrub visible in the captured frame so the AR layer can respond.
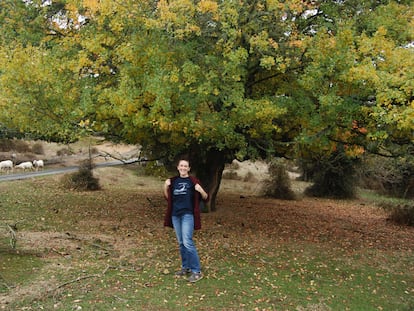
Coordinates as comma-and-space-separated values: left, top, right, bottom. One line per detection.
243, 171, 257, 182
304, 148, 358, 199
143, 160, 168, 178
222, 170, 240, 180
56, 148, 72, 156
14, 154, 35, 163
31, 142, 44, 155
359, 155, 414, 199
0, 139, 30, 152
262, 158, 296, 200
90, 147, 99, 155
380, 201, 414, 227
13, 140, 31, 153
61, 159, 100, 191
0, 139, 13, 151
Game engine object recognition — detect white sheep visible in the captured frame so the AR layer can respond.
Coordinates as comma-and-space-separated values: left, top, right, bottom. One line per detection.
0, 160, 13, 173
15, 161, 34, 171
33, 159, 44, 170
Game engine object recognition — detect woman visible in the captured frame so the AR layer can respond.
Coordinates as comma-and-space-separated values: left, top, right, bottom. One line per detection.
163, 159, 208, 283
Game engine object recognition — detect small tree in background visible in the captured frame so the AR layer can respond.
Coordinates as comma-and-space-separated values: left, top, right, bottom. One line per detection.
262, 158, 296, 200
304, 146, 359, 199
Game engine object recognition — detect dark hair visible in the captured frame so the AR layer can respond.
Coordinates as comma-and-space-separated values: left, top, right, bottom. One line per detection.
177, 158, 190, 166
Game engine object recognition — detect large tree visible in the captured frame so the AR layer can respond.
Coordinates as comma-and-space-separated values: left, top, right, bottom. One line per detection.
0, 0, 413, 209
98, 0, 309, 210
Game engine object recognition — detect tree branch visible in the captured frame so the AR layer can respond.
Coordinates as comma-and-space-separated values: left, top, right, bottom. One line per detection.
246, 63, 305, 90
0, 273, 12, 290
53, 265, 112, 290
1, 222, 18, 249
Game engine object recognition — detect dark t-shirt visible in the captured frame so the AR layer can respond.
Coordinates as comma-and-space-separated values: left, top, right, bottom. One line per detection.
172, 177, 194, 216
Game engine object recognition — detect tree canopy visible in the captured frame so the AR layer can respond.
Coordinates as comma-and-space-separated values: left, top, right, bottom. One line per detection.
0, 0, 413, 209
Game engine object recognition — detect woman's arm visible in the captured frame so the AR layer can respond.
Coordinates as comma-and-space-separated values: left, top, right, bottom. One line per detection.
195, 183, 208, 200
163, 179, 171, 199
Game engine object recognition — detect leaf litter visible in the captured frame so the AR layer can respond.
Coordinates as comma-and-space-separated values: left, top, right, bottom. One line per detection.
1, 168, 413, 310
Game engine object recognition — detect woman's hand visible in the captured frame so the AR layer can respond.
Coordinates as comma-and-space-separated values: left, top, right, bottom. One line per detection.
163, 179, 171, 199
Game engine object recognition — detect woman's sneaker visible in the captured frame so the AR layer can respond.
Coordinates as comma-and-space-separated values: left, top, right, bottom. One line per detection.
188, 272, 203, 283
175, 268, 191, 277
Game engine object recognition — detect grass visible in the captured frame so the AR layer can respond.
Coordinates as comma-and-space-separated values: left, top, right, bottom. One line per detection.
1, 166, 413, 310
359, 189, 414, 226
0, 250, 43, 294
358, 189, 413, 207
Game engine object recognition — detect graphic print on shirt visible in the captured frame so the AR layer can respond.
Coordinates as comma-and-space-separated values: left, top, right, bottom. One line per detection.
173, 182, 188, 196
172, 177, 195, 216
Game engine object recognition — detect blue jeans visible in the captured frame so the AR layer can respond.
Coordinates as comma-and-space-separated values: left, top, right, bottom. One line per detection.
172, 214, 201, 273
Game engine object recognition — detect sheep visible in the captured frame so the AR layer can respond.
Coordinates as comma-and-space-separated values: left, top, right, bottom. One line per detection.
0, 160, 13, 174
33, 159, 44, 171
15, 161, 34, 171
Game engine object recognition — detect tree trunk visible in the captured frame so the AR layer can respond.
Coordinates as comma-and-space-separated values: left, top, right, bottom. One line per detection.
192, 149, 226, 212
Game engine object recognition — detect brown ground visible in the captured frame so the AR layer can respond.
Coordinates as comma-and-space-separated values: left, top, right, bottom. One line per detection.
3, 140, 414, 255
1, 141, 414, 307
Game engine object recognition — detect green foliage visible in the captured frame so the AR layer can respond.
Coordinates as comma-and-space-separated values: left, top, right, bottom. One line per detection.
0, 0, 50, 47
0, 0, 413, 204
365, 2, 414, 44
62, 0, 305, 162
0, 44, 88, 143
298, 1, 414, 160
143, 160, 169, 179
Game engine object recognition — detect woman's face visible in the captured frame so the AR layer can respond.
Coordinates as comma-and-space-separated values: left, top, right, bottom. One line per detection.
177, 160, 190, 177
